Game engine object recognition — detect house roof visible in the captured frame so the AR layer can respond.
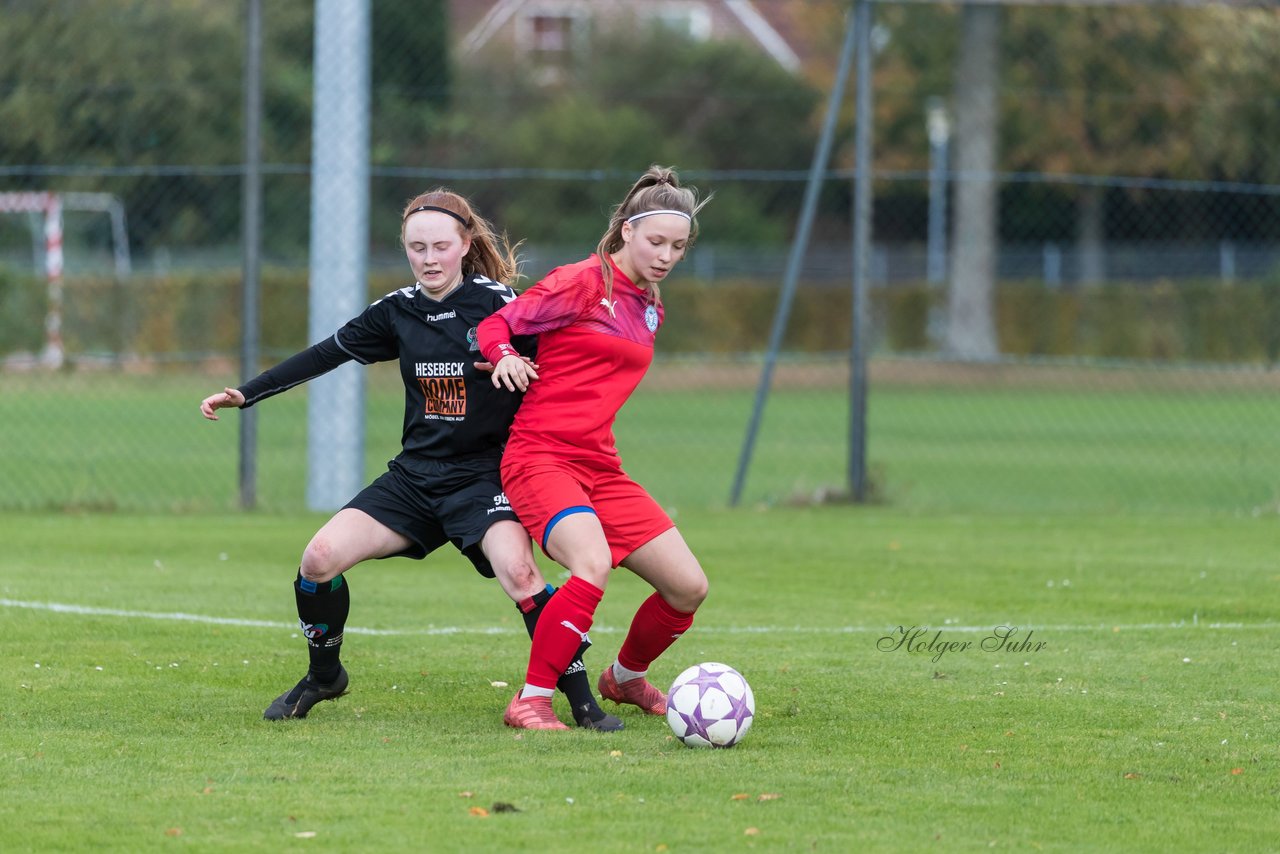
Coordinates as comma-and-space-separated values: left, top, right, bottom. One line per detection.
454, 0, 803, 73
722, 0, 801, 72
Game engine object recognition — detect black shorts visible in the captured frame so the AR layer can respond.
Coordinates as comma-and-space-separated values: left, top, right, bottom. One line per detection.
343, 452, 519, 578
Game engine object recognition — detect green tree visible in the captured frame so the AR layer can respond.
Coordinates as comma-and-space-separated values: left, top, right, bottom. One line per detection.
1001, 6, 1205, 282
443, 22, 821, 247
869, 3, 1280, 241
0, 1, 242, 246
1190, 8, 1280, 187
0, 0, 322, 252
0, 0, 459, 257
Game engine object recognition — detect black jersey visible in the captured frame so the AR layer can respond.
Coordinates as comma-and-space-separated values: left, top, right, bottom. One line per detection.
238, 274, 534, 460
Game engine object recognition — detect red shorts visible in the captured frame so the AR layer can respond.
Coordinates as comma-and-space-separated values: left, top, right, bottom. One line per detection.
501, 455, 674, 568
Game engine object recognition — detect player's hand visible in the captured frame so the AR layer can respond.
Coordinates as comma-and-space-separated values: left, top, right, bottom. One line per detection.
489, 354, 539, 392
200, 387, 246, 420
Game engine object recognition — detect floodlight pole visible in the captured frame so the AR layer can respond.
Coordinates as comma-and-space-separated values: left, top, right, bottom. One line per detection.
925, 96, 951, 348
926, 97, 950, 287
849, 0, 875, 502
307, 0, 371, 511
239, 0, 263, 510
728, 4, 860, 507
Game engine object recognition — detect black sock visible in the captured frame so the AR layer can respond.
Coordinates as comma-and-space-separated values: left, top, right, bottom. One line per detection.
518, 585, 605, 721
294, 570, 349, 683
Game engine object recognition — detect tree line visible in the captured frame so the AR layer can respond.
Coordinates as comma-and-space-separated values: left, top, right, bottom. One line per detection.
1, 1, 1275, 259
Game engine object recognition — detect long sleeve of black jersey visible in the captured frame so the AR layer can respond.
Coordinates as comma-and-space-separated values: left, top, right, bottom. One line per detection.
236, 337, 353, 408
237, 299, 399, 409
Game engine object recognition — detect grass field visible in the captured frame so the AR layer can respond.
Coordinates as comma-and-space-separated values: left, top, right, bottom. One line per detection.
2, 508, 1277, 851
2, 358, 1278, 515
1, 359, 1278, 850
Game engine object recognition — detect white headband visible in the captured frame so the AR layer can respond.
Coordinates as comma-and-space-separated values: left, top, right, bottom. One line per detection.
625, 209, 692, 224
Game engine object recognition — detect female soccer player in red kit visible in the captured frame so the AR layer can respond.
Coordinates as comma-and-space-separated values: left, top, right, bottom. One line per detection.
479, 165, 713, 729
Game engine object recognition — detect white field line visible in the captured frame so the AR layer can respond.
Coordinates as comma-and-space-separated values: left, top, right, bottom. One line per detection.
2, 598, 1276, 636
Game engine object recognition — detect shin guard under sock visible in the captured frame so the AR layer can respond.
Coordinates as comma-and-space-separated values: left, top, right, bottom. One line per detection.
525, 576, 603, 691
294, 571, 349, 682
616, 592, 695, 673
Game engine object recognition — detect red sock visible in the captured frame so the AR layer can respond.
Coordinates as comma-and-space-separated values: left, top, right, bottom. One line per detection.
525, 576, 603, 690
616, 593, 696, 673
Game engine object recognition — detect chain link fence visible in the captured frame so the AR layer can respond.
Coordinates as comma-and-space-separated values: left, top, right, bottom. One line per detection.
1, 0, 1278, 515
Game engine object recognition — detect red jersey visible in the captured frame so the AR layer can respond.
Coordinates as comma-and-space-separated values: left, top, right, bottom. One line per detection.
478, 254, 663, 467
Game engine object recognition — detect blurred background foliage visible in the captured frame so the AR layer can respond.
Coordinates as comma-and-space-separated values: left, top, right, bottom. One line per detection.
3, 1, 1277, 263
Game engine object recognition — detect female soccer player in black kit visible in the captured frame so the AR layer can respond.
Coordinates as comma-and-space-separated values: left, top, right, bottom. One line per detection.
200, 189, 620, 730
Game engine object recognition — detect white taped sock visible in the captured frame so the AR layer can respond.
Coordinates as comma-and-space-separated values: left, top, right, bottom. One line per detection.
611, 662, 647, 684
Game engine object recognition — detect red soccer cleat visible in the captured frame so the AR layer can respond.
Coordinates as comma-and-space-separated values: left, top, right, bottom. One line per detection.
598, 667, 667, 715
504, 691, 570, 730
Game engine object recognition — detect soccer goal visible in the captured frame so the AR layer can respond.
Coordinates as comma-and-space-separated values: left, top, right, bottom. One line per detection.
0, 191, 131, 368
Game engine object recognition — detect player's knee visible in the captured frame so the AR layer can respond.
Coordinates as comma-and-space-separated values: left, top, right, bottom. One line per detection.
300, 537, 341, 583
497, 556, 544, 599
689, 574, 709, 608
669, 568, 708, 613
567, 552, 612, 590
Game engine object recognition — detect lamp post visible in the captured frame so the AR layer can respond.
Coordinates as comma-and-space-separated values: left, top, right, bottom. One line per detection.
926, 96, 951, 286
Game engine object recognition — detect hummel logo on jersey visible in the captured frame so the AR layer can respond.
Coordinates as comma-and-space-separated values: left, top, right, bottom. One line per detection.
599, 298, 617, 318
426, 310, 457, 322
560, 620, 591, 644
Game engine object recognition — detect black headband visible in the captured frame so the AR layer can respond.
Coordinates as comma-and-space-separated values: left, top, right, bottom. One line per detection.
405, 204, 470, 228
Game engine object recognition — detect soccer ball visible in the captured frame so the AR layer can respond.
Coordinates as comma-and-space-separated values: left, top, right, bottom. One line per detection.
666, 662, 755, 748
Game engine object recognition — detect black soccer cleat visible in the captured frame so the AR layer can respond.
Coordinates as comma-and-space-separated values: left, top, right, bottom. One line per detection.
263, 665, 349, 720
573, 702, 625, 732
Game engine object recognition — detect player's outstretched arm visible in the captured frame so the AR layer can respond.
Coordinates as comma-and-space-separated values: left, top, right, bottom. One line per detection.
200, 387, 246, 421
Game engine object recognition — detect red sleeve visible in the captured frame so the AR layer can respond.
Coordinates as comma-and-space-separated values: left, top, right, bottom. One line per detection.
477, 312, 519, 365
478, 264, 593, 363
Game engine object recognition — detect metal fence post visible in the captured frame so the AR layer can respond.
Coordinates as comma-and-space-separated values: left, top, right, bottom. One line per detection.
306, 0, 371, 511
729, 4, 860, 507
849, 0, 875, 502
